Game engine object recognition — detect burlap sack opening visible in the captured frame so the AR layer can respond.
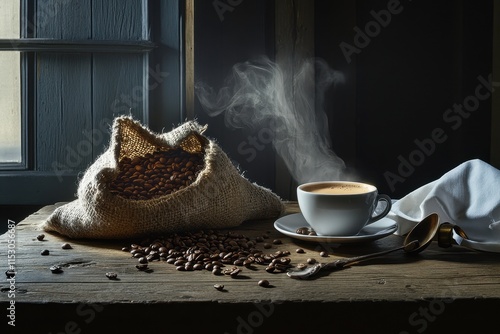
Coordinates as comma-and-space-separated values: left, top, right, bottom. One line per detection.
42, 116, 284, 239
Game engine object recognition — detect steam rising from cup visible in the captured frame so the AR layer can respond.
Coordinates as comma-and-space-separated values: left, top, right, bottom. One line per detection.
195, 56, 347, 184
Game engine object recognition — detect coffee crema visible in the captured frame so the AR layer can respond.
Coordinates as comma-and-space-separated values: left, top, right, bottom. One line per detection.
304, 183, 373, 195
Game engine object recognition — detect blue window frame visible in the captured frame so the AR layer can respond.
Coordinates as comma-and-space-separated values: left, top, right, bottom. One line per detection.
0, 0, 186, 205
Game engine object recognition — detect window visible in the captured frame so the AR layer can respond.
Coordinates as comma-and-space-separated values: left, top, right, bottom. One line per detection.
0, 0, 185, 205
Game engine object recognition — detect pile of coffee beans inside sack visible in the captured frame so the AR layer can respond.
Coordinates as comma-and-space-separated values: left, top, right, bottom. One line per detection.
122, 230, 295, 278
109, 147, 204, 200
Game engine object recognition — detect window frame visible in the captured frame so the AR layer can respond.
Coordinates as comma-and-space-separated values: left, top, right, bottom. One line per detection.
0, 0, 186, 205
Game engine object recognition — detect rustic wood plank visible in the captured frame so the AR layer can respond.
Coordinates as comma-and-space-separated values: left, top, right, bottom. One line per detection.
2, 202, 500, 332
91, 53, 145, 157
35, 0, 93, 173
3, 202, 500, 303
35, 0, 91, 39
91, 0, 144, 40
90, 0, 148, 158
185, 0, 195, 120
36, 54, 93, 172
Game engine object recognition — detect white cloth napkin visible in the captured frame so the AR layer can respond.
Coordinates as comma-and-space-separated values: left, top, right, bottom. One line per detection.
388, 159, 500, 251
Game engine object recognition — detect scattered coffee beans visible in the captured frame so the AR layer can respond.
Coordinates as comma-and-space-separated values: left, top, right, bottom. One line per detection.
109, 148, 204, 200
36, 234, 45, 241
61, 243, 72, 249
296, 227, 317, 236
123, 229, 293, 275
41, 249, 50, 256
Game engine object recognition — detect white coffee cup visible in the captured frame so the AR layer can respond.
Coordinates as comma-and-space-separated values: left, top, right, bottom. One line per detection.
297, 181, 392, 236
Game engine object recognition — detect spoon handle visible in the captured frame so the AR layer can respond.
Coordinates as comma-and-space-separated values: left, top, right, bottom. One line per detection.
325, 241, 415, 270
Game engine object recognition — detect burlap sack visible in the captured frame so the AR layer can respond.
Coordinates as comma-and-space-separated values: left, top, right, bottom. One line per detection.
42, 116, 284, 239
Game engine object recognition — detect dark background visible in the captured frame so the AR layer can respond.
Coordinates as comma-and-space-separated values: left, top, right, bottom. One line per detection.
194, 0, 494, 200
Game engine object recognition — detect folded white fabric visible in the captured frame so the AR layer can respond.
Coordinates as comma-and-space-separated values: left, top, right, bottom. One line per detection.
389, 159, 500, 247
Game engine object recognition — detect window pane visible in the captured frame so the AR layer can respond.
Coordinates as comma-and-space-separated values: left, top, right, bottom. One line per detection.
0, 52, 21, 164
0, 0, 19, 38
0, 0, 21, 164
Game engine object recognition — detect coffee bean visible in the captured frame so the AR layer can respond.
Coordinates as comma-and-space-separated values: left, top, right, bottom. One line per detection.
265, 265, 275, 273
50, 265, 63, 274
320, 251, 328, 257
295, 227, 309, 235
272, 239, 282, 245
296, 263, 307, 270
307, 258, 316, 264
36, 234, 45, 241
105, 272, 118, 280
258, 279, 270, 287
41, 249, 50, 256
61, 243, 72, 250
263, 243, 272, 249
136, 264, 148, 271
214, 284, 224, 291
296, 248, 305, 254
230, 268, 242, 277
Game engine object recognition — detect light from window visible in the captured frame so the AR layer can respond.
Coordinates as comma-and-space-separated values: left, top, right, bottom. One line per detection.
0, 0, 21, 164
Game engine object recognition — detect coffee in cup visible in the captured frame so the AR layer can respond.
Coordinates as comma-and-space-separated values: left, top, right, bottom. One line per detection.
297, 181, 392, 236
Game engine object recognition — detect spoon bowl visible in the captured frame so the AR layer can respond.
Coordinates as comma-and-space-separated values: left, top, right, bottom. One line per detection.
403, 213, 440, 254
287, 213, 440, 279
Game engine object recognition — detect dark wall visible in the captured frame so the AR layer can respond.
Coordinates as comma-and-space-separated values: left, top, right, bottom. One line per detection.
193, 0, 277, 194
194, 0, 493, 200
316, 0, 493, 198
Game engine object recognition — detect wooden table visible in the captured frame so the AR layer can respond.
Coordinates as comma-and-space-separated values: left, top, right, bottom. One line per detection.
2, 202, 500, 333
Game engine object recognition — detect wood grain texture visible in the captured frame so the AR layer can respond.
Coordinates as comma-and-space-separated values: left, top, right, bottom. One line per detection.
36, 54, 93, 172
1, 202, 500, 332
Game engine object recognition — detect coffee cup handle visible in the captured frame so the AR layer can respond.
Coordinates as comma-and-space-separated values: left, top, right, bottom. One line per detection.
368, 194, 392, 224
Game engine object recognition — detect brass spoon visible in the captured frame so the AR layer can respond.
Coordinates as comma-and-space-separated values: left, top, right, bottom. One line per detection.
287, 213, 440, 279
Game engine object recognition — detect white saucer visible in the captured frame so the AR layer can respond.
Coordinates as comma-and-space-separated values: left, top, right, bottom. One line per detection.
274, 213, 398, 243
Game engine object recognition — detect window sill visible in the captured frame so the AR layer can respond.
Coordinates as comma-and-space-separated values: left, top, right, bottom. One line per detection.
0, 171, 78, 205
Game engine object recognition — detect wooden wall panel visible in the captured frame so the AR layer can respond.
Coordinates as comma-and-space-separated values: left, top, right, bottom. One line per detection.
91, 0, 145, 40
36, 54, 92, 172
35, 0, 91, 39
91, 0, 147, 158
35, 0, 92, 172
91, 54, 146, 159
